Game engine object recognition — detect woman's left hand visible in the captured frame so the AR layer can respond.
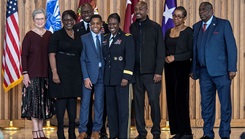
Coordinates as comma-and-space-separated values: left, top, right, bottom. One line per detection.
121, 79, 128, 87
165, 55, 175, 63
23, 74, 31, 87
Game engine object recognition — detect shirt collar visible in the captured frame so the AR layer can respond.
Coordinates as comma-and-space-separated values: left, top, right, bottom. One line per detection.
91, 31, 101, 39
83, 21, 89, 29
203, 15, 213, 26
110, 34, 116, 40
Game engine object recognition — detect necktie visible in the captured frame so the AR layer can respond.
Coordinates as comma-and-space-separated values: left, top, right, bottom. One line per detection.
96, 35, 102, 66
109, 36, 114, 47
203, 23, 207, 32
87, 23, 90, 33
96, 35, 100, 50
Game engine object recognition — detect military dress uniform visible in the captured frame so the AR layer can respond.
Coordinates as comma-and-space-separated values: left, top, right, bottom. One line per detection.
102, 29, 135, 138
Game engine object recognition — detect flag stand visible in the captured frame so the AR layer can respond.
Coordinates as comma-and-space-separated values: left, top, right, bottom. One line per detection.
2, 91, 20, 130
161, 121, 170, 131
43, 120, 56, 130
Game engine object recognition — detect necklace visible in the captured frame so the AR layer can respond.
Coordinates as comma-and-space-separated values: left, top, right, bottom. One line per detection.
34, 28, 45, 37
67, 30, 74, 38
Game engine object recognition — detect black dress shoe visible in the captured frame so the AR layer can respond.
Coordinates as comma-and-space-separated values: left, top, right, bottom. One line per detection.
200, 135, 214, 139
153, 134, 160, 139
100, 133, 108, 139
171, 134, 183, 139
135, 135, 147, 139
180, 134, 193, 139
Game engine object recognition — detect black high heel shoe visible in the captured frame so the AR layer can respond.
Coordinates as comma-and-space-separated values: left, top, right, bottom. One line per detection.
38, 130, 49, 139
32, 131, 40, 139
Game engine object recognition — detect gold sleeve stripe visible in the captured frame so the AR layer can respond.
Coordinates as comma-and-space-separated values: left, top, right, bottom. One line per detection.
123, 70, 133, 75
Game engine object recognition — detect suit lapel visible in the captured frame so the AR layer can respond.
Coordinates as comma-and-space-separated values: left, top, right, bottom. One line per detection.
207, 16, 217, 42
88, 33, 99, 56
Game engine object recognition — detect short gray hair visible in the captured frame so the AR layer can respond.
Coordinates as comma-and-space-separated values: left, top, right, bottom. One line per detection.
32, 8, 46, 20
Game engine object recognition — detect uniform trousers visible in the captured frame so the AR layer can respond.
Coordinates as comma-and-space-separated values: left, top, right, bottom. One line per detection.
133, 73, 161, 136
105, 85, 131, 138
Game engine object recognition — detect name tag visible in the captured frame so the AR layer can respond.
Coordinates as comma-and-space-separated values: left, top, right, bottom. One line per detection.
99, 62, 102, 67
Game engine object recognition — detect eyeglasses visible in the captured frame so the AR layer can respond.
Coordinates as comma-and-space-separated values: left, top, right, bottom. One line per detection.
34, 18, 45, 21
172, 14, 185, 19
63, 19, 74, 22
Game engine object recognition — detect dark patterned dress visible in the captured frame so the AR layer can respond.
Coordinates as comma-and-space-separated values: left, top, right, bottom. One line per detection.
21, 78, 55, 120
21, 30, 55, 120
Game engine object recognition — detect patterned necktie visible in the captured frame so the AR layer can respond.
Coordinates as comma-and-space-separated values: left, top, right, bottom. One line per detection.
203, 23, 207, 32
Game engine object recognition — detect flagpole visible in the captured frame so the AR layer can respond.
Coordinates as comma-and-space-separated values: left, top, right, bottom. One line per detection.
43, 0, 61, 131
2, 90, 20, 130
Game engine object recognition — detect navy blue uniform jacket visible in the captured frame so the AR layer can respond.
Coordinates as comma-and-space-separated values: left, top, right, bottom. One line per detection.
102, 29, 135, 85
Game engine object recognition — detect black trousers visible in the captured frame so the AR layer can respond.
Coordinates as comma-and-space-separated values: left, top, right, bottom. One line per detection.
55, 98, 77, 139
133, 73, 161, 136
87, 88, 107, 136
165, 61, 192, 135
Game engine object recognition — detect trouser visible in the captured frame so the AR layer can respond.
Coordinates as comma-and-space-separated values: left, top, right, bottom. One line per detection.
165, 61, 192, 135
133, 73, 161, 136
55, 98, 77, 139
199, 68, 231, 138
106, 85, 131, 138
87, 88, 107, 136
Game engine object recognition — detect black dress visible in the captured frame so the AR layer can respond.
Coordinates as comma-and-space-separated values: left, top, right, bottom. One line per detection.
48, 28, 83, 98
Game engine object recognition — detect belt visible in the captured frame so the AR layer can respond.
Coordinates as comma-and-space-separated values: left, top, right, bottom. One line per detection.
58, 51, 78, 56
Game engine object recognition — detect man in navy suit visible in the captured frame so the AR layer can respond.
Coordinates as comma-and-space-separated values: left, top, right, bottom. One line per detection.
73, 3, 109, 138
78, 14, 104, 139
191, 2, 237, 139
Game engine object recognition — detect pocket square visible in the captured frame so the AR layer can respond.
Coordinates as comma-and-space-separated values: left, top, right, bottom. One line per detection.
213, 31, 219, 34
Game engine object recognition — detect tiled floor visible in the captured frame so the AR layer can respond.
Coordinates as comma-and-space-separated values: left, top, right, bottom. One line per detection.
0, 127, 244, 139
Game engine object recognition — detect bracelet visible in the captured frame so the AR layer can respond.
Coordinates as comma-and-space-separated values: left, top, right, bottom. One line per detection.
52, 69, 57, 72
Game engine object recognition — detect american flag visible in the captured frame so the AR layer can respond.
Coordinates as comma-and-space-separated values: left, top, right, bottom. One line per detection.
2, 0, 22, 92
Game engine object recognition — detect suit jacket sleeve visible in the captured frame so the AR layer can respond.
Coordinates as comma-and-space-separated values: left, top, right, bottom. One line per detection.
81, 36, 89, 80
191, 23, 200, 80
224, 20, 237, 72
155, 25, 165, 75
122, 34, 135, 80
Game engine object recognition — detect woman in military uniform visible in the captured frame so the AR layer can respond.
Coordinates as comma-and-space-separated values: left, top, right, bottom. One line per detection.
102, 13, 135, 138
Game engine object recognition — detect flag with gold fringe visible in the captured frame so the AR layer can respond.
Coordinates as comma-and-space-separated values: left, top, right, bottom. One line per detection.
2, 0, 23, 92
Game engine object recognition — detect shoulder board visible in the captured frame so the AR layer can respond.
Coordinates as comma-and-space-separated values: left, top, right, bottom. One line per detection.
125, 33, 131, 36
104, 33, 109, 37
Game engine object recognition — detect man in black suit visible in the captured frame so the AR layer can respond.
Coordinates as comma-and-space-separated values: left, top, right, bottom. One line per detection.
74, 3, 109, 36
73, 3, 109, 138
